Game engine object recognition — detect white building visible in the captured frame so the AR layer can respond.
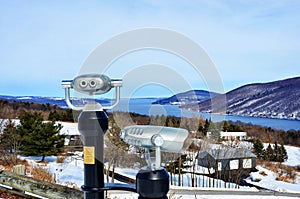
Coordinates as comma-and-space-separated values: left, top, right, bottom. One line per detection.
207, 131, 248, 141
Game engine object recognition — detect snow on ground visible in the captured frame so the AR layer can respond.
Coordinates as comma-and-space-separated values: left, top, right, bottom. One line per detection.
246, 165, 300, 193
48, 156, 85, 187
20, 154, 300, 193
284, 145, 300, 167
114, 167, 138, 179
243, 144, 300, 193
58, 122, 80, 136
20, 155, 84, 188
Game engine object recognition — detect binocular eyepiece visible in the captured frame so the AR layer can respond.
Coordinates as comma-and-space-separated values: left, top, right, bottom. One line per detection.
62, 74, 122, 110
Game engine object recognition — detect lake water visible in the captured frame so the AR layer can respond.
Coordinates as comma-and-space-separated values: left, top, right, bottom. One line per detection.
107, 98, 300, 131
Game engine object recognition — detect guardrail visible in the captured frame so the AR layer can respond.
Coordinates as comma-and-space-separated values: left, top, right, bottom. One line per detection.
0, 170, 83, 199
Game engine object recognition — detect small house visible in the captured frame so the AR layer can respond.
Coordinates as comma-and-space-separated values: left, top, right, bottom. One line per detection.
197, 148, 256, 171
58, 122, 83, 151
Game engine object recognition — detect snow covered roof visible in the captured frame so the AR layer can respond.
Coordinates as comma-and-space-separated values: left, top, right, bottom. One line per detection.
198, 148, 256, 160
220, 131, 247, 137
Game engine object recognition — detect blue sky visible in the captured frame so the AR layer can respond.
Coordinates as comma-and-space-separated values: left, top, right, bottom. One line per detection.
0, 0, 299, 98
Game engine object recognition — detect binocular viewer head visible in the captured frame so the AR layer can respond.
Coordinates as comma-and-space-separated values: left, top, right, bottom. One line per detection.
62, 74, 122, 111
120, 125, 189, 153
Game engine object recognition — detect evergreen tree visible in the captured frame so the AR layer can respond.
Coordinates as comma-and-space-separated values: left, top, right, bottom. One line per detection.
264, 143, 274, 161
278, 144, 288, 163
273, 141, 279, 161
253, 139, 264, 159
203, 119, 210, 136
48, 110, 75, 122
18, 112, 65, 161
230, 124, 243, 132
48, 110, 60, 121
223, 121, 230, 132
61, 109, 75, 122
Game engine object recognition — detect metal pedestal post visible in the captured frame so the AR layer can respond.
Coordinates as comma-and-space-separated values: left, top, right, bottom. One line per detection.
136, 168, 169, 199
78, 111, 108, 199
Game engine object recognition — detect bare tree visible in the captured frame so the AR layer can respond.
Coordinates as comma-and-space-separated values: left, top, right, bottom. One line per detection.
187, 138, 211, 187
150, 115, 167, 126
0, 102, 21, 166
180, 115, 202, 133
104, 113, 131, 182
111, 112, 136, 129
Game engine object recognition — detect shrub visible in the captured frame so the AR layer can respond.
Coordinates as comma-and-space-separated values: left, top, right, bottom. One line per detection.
56, 155, 67, 164
30, 165, 55, 183
259, 171, 267, 176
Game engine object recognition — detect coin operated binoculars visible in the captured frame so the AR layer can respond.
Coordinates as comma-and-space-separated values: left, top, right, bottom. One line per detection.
120, 125, 189, 199
62, 74, 189, 199
62, 74, 123, 199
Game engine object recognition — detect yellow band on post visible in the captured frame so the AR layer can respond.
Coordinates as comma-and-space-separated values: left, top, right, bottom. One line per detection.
84, 146, 95, 165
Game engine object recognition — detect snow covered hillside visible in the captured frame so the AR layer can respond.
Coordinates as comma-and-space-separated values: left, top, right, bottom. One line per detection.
284, 145, 300, 167
1, 121, 300, 198
47, 122, 300, 193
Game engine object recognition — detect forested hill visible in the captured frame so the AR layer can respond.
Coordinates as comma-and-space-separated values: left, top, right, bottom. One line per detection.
152, 90, 220, 105
0, 96, 111, 120
182, 76, 300, 120
0, 99, 74, 121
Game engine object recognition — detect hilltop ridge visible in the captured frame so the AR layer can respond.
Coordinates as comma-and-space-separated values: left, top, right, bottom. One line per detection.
181, 77, 300, 120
